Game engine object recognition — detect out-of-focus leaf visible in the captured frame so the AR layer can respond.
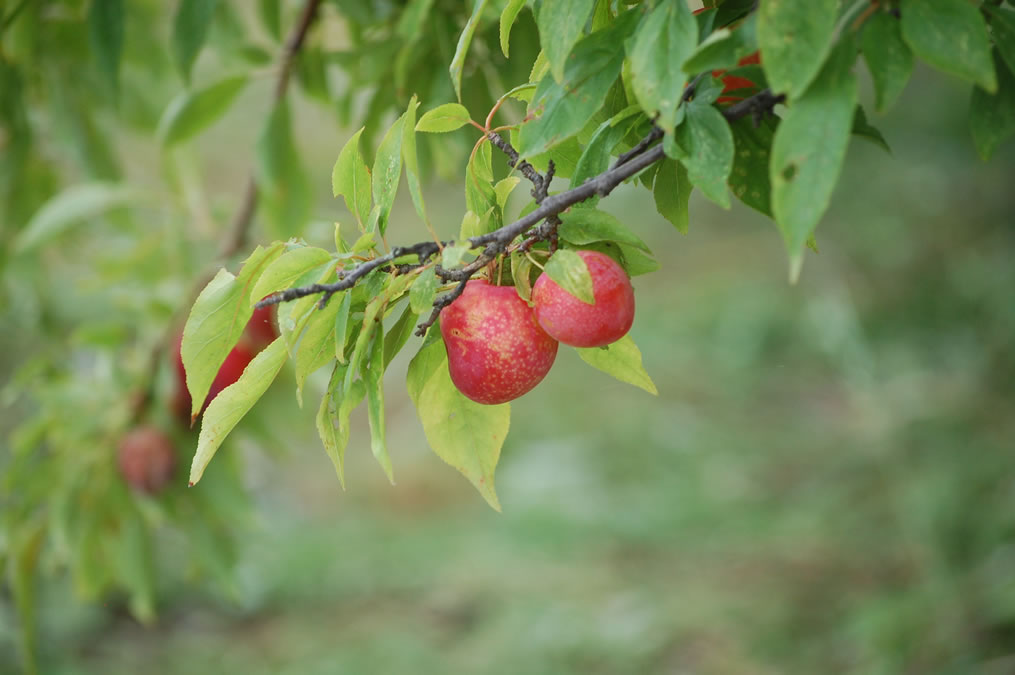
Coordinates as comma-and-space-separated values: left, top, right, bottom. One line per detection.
172, 0, 220, 82
372, 115, 404, 236
14, 183, 140, 253
970, 53, 1015, 160
500, 0, 528, 57
900, 0, 996, 92
89, 0, 124, 95
518, 10, 640, 158
576, 335, 657, 395
728, 115, 776, 216
539, 0, 596, 81
985, 6, 1015, 77
257, 0, 281, 41
757, 0, 837, 99
544, 248, 595, 305
410, 266, 440, 315
250, 246, 333, 304
364, 330, 393, 482
682, 14, 757, 73
653, 158, 691, 233
416, 103, 473, 132
255, 100, 311, 237
10, 521, 43, 675
189, 337, 288, 486
851, 105, 891, 153
331, 128, 372, 229
771, 38, 857, 275
449, 0, 491, 101
675, 101, 734, 208
861, 11, 913, 113
397, 0, 436, 40
407, 340, 508, 511
401, 96, 430, 228
114, 506, 156, 624
558, 208, 651, 251
157, 76, 248, 147
626, 0, 697, 133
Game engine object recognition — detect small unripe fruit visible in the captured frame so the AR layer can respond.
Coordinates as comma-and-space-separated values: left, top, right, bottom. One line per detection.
118, 426, 175, 494
532, 250, 635, 348
440, 279, 559, 405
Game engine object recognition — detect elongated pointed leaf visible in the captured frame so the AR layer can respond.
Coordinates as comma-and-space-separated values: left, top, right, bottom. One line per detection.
728, 115, 777, 216
653, 158, 691, 233
861, 12, 913, 113
190, 337, 288, 485
89, 0, 124, 95
158, 76, 249, 147
409, 266, 440, 314
384, 303, 419, 368
331, 128, 372, 229
576, 335, 657, 395
985, 6, 1015, 77
172, 0, 219, 83
316, 363, 350, 487
364, 330, 393, 482
970, 54, 1015, 160
771, 39, 858, 268
900, 0, 996, 93
293, 291, 344, 403
372, 116, 404, 236
407, 340, 508, 511
250, 246, 333, 304
415, 103, 473, 132
544, 249, 595, 305
676, 101, 734, 208
539, 0, 596, 82
14, 183, 139, 253
757, 0, 837, 99
558, 209, 651, 251
449, 0, 491, 101
256, 101, 310, 237
626, 0, 697, 133
500, 0, 527, 57
401, 96, 429, 227
333, 291, 352, 362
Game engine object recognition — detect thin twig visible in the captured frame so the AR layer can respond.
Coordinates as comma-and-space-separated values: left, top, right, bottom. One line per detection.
416, 280, 469, 335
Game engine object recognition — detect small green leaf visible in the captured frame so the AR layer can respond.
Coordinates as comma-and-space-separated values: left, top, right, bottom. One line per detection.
544, 249, 595, 305
682, 14, 758, 74
466, 140, 496, 215
257, 0, 281, 41
255, 100, 310, 237
494, 176, 521, 210
653, 158, 691, 233
316, 363, 350, 487
449, 0, 492, 101
415, 103, 473, 132
676, 101, 734, 208
626, 0, 697, 133
401, 95, 429, 228
364, 330, 393, 482
333, 291, 352, 362
757, 0, 838, 99
985, 6, 1015, 77
500, 0, 528, 57
14, 183, 140, 253
728, 115, 776, 216
351, 231, 376, 253
332, 128, 372, 229
384, 303, 419, 368
293, 292, 344, 403
861, 11, 914, 113
900, 0, 996, 93
407, 340, 508, 511
172, 0, 220, 83
410, 266, 440, 314
250, 246, 333, 304
89, 0, 124, 95
189, 337, 288, 485
570, 115, 639, 206
558, 208, 651, 252
851, 105, 891, 153
771, 38, 858, 265
511, 253, 534, 302
970, 53, 1015, 160
372, 115, 404, 236
576, 335, 657, 395
158, 76, 249, 147
539, 0, 597, 82
442, 243, 471, 268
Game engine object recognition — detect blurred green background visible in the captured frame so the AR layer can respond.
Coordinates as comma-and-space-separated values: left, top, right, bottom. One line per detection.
3, 19, 1015, 675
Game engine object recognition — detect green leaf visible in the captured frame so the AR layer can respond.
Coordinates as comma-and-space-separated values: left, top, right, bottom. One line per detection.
14, 182, 139, 253
851, 105, 891, 153
384, 303, 419, 368
293, 291, 344, 403
257, 0, 281, 41
682, 14, 758, 74
172, 0, 220, 83
88, 0, 124, 95
771, 38, 858, 270
985, 6, 1015, 78
332, 128, 372, 229
500, 0, 528, 57
539, 0, 597, 82
364, 330, 393, 482
401, 96, 429, 228
900, 0, 996, 93
494, 176, 521, 210
157, 76, 249, 147
442, 242, 472, 268
410, 266, 440, 314
189, 337, 288, 485
626, 0, 697, 133
518, 10, 640, 158
511, 253, 534, 302
183, 243, 285, 416
570, 114, 639, 206
255, 100, 310, 237
757, 0, 838, 99
653, 158, 691, 233
970, 53, 1015, 160
407, 340, 509, 511
576, 335, 657, 395
372, 115, 404, 236
544, 248, 595, 305
415, 103, 473, 132
351, 231, 376, 253
675, 101, 734, 208
316, 363, 351, 487
728, 115, 776, 216
333, 290, 352, 362
558, 208, 651, 252
9, 521, 43, 675
861, 11, 913, 113
449, 0, 492, 101
250, 246, 333, 304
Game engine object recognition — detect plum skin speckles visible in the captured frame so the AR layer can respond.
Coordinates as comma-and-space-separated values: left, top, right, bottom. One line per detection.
440, 279, 558, 405
531, 250, 635, 348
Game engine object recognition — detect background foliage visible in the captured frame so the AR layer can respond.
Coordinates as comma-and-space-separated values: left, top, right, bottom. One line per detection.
2, 0, 1015, 673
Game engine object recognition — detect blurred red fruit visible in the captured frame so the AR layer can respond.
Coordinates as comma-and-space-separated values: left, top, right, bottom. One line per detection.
118, 426, 175, 494
244, 303, 278, 350
170, 333, 255, 425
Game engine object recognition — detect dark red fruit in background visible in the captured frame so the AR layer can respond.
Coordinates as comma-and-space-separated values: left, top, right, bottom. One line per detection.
118, 426, 176, 494
170, 333, 255, 425
244, 303, 278, 350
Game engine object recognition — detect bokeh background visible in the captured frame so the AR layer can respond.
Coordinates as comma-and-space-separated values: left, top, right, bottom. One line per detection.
3, 4, 1015, 674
